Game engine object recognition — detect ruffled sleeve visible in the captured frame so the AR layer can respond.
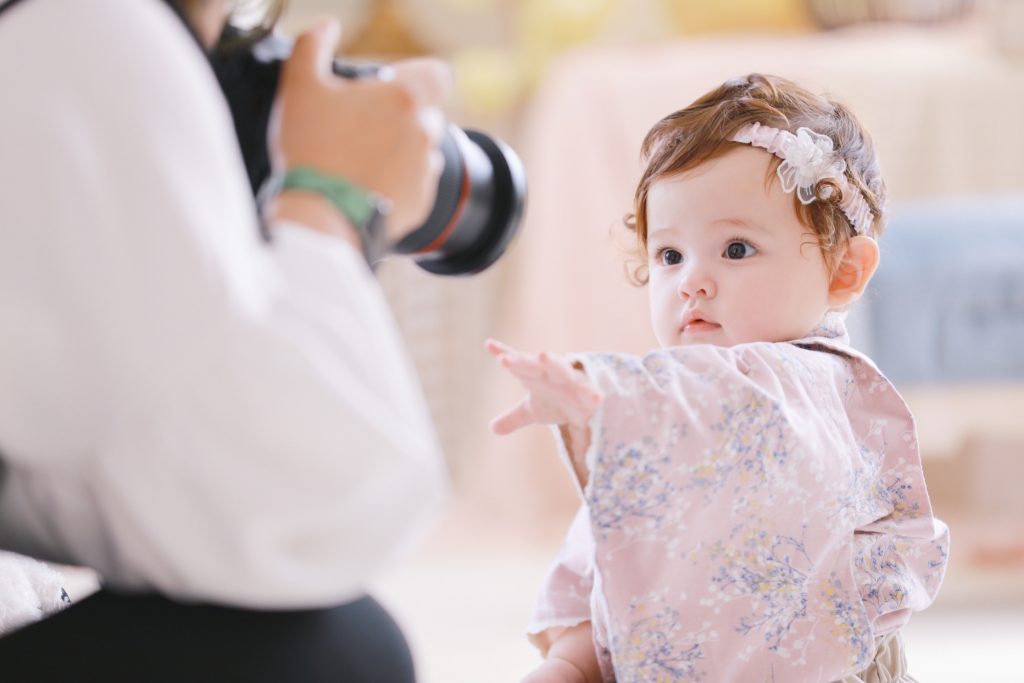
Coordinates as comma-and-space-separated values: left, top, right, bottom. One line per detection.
838, 351, 950, 636
526, 505, 595, 655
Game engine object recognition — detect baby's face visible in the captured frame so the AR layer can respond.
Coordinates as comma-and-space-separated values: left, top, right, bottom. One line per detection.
646, 146, 832, 348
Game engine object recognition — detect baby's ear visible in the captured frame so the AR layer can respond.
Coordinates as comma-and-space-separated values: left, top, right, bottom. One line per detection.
828, 235, 879, 308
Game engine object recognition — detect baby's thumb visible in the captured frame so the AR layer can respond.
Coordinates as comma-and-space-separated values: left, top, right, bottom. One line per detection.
284, 19, 342, 85
490, 403, 531, 436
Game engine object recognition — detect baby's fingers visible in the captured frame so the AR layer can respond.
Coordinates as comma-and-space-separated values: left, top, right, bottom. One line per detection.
484, 338, 515, 357
537, 353, 599, 401
486, 339, 545, 379
500, 353, 546, 380
489, 403, 534, 435
537, 352, 578, 386
568, 386, 604, 411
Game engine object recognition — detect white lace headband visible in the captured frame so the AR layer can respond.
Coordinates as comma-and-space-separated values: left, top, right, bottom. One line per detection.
731, 122, 874, 236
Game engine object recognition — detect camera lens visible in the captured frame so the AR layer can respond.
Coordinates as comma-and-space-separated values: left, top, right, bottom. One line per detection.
391, 126, 525, 275
212, 31, 526, 275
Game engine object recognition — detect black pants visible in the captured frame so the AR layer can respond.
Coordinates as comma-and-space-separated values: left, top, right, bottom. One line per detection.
0, 589, 417, 682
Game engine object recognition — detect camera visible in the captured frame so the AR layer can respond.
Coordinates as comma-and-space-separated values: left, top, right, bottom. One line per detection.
211, 30, 526, 275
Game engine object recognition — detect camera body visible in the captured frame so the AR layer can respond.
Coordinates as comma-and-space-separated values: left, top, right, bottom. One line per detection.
211, 31, 526, 275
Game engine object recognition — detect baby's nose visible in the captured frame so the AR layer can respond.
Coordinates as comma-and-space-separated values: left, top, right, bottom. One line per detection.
677, 266, 716, 299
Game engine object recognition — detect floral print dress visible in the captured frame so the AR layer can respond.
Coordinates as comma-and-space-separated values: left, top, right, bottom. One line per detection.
527, 316, 949, 682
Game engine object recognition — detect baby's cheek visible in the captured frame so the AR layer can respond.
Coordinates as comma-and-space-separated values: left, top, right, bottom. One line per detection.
728, 297, 777, 343
648, 290, 677, 345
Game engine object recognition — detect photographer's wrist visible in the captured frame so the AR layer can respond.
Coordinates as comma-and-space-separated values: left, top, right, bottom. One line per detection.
269, 166, 391, 267
267, 189, 362, 251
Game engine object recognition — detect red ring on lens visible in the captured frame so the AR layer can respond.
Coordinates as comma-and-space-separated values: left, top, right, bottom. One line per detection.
416, 160, 470, 254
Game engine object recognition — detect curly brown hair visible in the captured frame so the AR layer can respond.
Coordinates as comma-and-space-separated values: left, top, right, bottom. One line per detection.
626, 73, 886, 284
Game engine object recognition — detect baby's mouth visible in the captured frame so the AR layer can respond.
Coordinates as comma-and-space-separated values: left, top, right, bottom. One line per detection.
681, 318, 721, 334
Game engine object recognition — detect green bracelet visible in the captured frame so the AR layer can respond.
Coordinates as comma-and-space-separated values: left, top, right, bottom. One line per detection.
279, 166, 390, 266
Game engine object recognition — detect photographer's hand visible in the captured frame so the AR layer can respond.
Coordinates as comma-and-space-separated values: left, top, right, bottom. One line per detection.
269, 19, 452, 243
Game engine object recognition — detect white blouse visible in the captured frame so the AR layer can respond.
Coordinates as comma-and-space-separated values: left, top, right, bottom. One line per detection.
0, 0, 448, 607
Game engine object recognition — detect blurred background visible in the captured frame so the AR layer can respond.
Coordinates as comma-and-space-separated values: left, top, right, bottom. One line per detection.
80, 0, 1024, 679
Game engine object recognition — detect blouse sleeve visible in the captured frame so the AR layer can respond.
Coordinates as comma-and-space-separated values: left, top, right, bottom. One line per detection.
0, 0, 447, 607
852, 516, 950, 635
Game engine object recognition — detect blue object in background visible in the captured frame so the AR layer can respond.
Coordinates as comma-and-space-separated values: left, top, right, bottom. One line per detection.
848, 196, 1024, 386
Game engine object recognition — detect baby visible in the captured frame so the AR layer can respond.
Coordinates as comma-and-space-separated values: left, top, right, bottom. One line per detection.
489, 73, 949, 682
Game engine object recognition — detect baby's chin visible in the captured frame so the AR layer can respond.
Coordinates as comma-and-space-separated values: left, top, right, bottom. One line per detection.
672, 325, 732, 348
676, 336, 732, 348
669, 326, 790, 349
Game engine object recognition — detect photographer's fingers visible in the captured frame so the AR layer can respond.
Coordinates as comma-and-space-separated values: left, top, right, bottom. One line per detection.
285, 19, 342, 85
391, 58, 454, 109
392, 59, 450, 159
392, 59, 449, 184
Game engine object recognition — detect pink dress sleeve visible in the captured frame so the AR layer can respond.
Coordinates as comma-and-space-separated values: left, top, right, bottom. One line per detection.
526, 504, 594, 654
840, 349, 950, 637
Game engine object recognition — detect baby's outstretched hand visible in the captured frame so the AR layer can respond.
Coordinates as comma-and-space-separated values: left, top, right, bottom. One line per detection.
486, 339, 602, 435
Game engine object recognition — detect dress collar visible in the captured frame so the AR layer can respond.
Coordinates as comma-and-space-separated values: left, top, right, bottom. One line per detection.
805, 311, 850, 345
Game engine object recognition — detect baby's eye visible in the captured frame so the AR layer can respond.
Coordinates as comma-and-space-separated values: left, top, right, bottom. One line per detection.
657, 248, 683, 266
724, 241, 757, 260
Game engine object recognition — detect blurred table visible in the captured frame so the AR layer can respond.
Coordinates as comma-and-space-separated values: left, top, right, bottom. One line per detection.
469, 19, 1024, 535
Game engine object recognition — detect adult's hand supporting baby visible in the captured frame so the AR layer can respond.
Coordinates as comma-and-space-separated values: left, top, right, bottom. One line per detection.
485, 339, 602, 489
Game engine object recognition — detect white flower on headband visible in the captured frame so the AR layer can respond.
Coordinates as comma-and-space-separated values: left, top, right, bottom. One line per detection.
731, 122, 874, 236
777, 127, 847, 205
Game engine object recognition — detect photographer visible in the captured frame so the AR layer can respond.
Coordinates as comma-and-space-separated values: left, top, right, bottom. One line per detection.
0, 0, 451, 679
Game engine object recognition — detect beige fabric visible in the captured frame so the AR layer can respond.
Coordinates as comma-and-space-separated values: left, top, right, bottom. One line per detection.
837, 632, 918, 683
